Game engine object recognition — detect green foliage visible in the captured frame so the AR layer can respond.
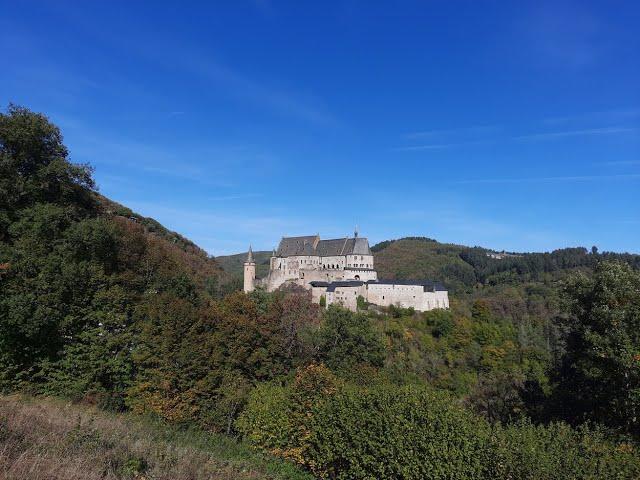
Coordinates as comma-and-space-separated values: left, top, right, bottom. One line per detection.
425, 308, 455, 338
305, 384, 492, 480
555, 261, 640, 435
240, 380, 640, 480
128, 289, 319, 431
237, 364, 340, 467
490, 420, 640, 479
0, 106, 216, 403
314, 306, 385, 371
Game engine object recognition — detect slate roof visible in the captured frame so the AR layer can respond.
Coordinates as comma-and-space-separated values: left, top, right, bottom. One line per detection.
275, 235, 319, 256
311, 279, 445, 293
325, 280, 364, 292
275, 235, 371, 257
367, 279, 447, 291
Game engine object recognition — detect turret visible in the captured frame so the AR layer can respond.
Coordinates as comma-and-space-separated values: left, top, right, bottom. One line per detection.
243, 245, 256, 293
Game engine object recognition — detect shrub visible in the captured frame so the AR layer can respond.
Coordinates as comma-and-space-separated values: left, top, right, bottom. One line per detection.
240, 381, 493, 479
306, 384, 492, 480
314, 306, 385, 371
489, 420, 640, 480
425, 309, 455, 338
236, 364, 340, 467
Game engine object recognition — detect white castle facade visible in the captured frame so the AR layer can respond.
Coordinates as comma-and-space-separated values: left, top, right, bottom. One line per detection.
243, 232, 449, 312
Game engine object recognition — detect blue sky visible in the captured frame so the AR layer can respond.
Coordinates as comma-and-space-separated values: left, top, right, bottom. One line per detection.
1, 1, 638, 255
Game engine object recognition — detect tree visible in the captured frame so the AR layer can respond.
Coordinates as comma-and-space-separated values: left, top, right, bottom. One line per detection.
0, 104, 95, 236
555, 261, 640, 434
314, 306, 385, 371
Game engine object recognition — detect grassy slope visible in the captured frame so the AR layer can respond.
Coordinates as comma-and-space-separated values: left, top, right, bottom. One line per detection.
0, 395, 310, 480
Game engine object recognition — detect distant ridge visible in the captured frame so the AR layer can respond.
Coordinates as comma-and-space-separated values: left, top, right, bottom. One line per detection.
218, 236, 640, 293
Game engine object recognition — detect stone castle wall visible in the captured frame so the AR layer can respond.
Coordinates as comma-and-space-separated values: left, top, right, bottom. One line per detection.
249, 249, 448, 313
366, 284, 449, 310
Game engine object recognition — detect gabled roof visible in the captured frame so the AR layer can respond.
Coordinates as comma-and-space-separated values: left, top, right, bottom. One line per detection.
276, 235, 319, 256
275, 234, 372, 257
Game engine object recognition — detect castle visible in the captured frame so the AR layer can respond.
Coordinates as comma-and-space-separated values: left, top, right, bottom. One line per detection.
243, 231, 449, 312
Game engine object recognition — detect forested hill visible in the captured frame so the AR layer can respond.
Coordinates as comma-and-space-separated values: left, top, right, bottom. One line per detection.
95, 193, 227, 287
216, 250, 272, 280
0, 105, 228, 401
372, 237, 640, 293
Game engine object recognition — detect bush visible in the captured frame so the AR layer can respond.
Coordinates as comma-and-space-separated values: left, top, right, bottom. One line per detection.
236, 364, 340, 467
489, 420, 640, 479
314, 306, 385, 371
240, 378, 640, 480
307, 384, 492, 480
240, 381, 493, 479
425, 309, 455, 338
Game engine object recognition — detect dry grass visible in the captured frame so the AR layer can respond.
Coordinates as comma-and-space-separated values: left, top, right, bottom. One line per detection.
0, 395, 311, 480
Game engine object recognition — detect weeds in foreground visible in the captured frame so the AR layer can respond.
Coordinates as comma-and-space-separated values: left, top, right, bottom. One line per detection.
0, 394, 310, 480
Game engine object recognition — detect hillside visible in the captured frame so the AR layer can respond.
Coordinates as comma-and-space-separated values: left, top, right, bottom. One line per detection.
216, 250, 272, 281
0, 105, 229, 400
0, 395, 310, 480
372, 237, 640, 291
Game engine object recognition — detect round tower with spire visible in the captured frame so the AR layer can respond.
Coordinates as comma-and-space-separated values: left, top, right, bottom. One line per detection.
243, 246, 256, 293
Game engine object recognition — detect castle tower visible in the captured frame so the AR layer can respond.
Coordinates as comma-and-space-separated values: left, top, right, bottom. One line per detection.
243, 246, 256, 293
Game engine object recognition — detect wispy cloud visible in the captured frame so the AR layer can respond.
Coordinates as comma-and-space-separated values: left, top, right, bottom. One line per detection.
396, 123, 638, 152
404, 125, 500, 140
51, 114, 280, 189
545, 108, 640, 126
598, 160, 640, 167
519, 3, 604, 69
51, 5, 336, 127
453, 174, 640, 185
119, 201, 347, 255
184, 54, 336, 126
514, 126, 637, 141
394, 140, 494, 151
209, 193, 263, 201
395, 143, 463, 151
398, 125, 501, 151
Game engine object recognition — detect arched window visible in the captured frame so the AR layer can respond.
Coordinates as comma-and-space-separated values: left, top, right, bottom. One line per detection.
354, 275, 360, 280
